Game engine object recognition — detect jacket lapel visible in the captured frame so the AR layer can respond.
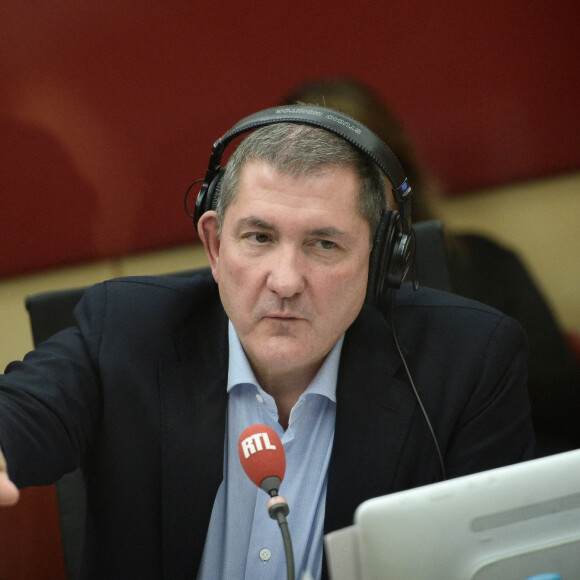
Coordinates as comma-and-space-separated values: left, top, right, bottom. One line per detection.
325, 304, 419, 534
159, 295, 229, 578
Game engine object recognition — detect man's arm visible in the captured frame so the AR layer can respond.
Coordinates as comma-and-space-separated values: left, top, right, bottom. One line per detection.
0, 447, 20, 506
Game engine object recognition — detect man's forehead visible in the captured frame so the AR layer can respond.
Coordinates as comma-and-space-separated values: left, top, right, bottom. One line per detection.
234, 161, 359, 204
238, 157, 358, 181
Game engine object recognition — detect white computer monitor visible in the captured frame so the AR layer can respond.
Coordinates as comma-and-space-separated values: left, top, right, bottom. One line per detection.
325, 449, 580, 579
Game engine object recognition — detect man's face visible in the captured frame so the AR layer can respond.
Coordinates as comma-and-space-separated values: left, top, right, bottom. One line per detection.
200, 159, 371, 385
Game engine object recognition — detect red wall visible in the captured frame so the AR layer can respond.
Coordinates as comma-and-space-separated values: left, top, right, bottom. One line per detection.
0, 486, 65, 579
1, 1, 579, 278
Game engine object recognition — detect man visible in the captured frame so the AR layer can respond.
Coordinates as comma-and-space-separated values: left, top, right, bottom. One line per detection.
0, 114, 534, 578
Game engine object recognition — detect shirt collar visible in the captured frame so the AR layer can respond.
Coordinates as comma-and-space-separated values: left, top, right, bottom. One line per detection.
227, 320, 342, 403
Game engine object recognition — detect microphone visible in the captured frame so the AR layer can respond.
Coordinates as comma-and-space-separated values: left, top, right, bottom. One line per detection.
238, 424, 295, 579
238, 423, 286, 495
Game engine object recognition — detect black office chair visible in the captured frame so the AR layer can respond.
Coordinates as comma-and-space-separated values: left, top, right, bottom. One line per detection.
24, 220, 450, 579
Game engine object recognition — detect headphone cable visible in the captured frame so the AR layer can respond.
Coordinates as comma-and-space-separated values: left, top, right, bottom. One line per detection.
387, 290, 447, 481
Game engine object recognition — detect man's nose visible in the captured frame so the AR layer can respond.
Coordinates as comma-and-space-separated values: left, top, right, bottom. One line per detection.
266, 246, 306, 298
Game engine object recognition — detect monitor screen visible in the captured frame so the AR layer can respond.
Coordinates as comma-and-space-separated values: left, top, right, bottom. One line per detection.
325, 449, 580, 579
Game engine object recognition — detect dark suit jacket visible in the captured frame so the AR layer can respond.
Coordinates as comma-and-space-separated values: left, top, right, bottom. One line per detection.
0, 273, 534, 578
448, 233, 580, 453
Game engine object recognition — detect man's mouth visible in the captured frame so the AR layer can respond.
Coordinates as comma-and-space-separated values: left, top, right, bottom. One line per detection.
269, 314, 298, 319
266, 312, 304, 321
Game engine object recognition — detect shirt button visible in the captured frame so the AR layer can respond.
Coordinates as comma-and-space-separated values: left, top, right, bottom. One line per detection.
256, 394, 264, 404
259, 548, 271, 562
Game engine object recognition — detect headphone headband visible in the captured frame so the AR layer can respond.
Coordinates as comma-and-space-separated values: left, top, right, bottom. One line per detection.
197, 104, 412, 232
213, 105, 409, 200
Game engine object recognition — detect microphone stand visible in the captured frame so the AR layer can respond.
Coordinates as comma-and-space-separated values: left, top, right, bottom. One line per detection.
262, 476, 295, 580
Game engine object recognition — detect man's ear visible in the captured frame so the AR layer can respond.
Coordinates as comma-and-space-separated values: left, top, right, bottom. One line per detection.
197, 211, 220, 283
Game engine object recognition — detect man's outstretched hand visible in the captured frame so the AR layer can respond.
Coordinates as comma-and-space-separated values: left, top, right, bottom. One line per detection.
0, 448, 20, 506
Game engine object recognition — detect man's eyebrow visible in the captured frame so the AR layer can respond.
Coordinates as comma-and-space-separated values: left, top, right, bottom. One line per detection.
307, 226, 347, 239
237, 216, 275, 230
236, 217, 349, 239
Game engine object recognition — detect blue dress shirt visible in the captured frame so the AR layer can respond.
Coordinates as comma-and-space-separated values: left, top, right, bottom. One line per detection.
197, 322, 342, 579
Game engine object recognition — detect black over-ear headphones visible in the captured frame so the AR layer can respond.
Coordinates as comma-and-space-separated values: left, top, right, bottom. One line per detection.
191, 104, 414, 312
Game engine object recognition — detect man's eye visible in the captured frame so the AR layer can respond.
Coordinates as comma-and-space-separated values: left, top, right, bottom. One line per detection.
316, 240, 337, 250
248, 233, 270, 243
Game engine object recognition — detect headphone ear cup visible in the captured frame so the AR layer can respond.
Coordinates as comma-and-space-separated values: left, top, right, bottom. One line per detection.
193, 168, 225, 229
366, 210, 397, 306
387, 229, 414, 290
207, 168, 224, 212
366, 210, 415, 309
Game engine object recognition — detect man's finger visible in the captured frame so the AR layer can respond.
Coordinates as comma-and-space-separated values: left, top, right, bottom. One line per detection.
0, 450, 20, 506
0, 473, 20, 506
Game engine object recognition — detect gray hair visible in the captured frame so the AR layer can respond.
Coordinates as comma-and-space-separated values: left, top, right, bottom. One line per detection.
215, 123, 387, 238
